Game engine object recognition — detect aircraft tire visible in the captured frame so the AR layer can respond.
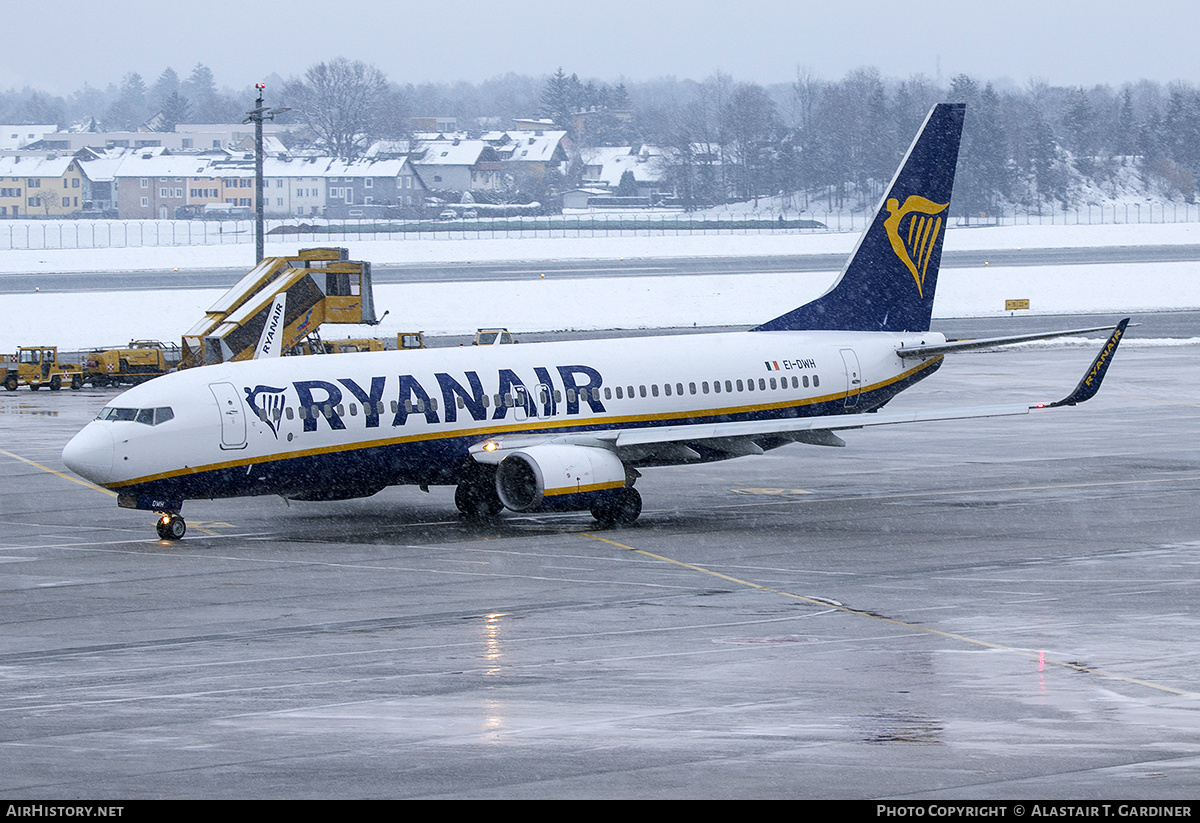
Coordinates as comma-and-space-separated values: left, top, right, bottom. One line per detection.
592, 487, 642, 528
156, 514, 186, 540
455, 480, 504, 518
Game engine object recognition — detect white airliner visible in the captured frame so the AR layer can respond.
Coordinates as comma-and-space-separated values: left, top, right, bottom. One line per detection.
62, 103, 1129, 540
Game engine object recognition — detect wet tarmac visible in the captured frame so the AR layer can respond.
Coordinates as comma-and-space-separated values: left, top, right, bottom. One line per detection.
1, 339, 1199, 798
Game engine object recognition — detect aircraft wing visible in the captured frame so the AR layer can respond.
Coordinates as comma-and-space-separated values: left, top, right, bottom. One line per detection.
470, 319, 1129, 466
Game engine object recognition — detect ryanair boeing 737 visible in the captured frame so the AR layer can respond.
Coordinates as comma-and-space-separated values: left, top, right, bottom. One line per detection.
62, 104, 1129, 539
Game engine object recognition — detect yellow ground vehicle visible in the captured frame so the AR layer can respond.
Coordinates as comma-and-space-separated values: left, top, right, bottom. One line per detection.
84, 341, 178, 387
323, 338, 388, 354
472, 328, 517, 345
2, 347, 83, 391
397, 332, 426, 350
286, 335, 390, 356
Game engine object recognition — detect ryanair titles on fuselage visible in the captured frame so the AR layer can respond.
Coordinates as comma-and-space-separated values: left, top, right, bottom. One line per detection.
244, 364, 608, 437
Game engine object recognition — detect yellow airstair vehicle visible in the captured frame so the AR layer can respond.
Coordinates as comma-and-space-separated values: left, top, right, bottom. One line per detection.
180, 248, 377, 368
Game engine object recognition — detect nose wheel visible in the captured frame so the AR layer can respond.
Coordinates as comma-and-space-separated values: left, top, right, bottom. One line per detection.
156, 513, 186, 540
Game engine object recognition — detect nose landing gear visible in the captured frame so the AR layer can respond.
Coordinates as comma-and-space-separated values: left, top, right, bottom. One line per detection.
156, 513, 186, 540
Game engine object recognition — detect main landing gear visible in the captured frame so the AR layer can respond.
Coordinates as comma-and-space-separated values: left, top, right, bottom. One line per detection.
454, 476, 505, 518
156, 513, 186, 540
591, 487, 642, 528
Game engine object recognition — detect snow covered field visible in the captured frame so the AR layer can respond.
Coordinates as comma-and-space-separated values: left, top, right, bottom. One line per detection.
1, 222, 1198, 351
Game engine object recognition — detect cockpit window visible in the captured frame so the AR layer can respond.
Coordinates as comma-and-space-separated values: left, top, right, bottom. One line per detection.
97, 406, 174, 425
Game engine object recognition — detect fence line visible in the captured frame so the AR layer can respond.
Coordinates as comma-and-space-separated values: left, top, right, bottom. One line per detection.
0, 203, 1196, 250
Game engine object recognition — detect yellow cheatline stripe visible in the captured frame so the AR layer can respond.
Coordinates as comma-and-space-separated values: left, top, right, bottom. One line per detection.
0, 448, 117, 498
581, 532, 1192, 698
109, 358, 943, 489
544, 480, 626, 497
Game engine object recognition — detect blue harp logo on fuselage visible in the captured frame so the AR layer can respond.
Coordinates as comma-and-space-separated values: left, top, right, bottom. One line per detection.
883, 195, 949, 298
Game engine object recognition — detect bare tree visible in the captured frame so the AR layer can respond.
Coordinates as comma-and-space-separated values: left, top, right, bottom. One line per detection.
284, 58, 389, 160
787, 66, 823, 132
36, 188, 61, 217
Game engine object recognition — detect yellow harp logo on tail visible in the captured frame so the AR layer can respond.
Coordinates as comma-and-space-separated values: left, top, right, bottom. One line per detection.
883, 195, 949, 298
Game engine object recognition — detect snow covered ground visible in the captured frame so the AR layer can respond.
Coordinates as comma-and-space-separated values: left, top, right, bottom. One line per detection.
1, 222, 1198, 351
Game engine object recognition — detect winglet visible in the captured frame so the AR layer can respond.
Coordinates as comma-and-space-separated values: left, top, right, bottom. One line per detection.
253, 293, 287, 359
1041, 318, 1129, 408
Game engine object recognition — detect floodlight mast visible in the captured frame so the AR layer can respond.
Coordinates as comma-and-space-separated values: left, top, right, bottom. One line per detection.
243, 84, 290, 263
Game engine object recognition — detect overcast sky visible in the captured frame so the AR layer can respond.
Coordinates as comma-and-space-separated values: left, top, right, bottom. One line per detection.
7, 0, 1198, 95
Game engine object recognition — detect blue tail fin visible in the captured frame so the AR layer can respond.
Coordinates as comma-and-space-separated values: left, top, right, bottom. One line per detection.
753, 103, 965, 333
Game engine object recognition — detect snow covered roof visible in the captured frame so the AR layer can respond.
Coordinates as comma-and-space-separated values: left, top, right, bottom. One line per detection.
113, 152, 227, 178
104, 149, 420, 182
322, 157, 415, 177
71, 148, 129, 182
0, 126, 56, 150
412, 139, 498, 167
580, 145, 667, 186
0, 153, 77, 177
486, 130, 569, 164
363, 139, 414, 159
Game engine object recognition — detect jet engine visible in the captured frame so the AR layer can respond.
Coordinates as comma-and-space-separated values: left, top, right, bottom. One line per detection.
495, 444, 629, 513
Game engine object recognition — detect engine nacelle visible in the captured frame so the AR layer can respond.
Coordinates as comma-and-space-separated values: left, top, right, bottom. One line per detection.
496, 444, 628, 513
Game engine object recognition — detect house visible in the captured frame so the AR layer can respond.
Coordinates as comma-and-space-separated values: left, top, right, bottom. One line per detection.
579, 145, 671, 200
411, 117, 457, 134
112, 151, 253, 219
263, 156, 327, 217
0, 126, 57, 151
0, 153, 87, 217
484, 129, 572, 183
32, 124, 291, 153
316, 157, 427, 219
71, 147, 125, 214
411, 139, 502, 192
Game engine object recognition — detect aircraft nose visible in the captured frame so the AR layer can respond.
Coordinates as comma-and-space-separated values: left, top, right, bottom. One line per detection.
62, 424, 115, 485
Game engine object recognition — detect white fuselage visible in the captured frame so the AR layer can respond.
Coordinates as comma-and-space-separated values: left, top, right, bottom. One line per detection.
62, 329, 945, 502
